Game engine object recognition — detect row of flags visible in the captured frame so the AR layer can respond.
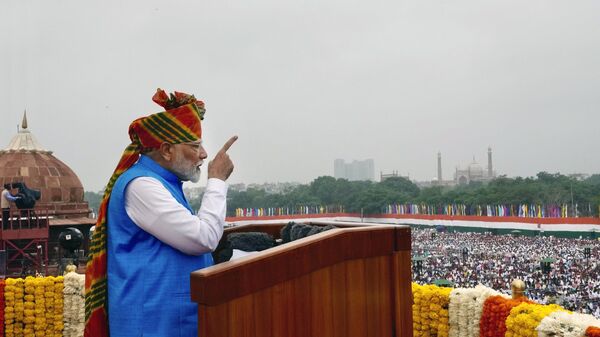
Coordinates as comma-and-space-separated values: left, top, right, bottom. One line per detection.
233, 204, 596, 218
383, 203, 593, 218
235, 205, 345, 217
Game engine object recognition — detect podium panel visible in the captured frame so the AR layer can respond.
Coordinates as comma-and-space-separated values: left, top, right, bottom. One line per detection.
191, 222, 413, 337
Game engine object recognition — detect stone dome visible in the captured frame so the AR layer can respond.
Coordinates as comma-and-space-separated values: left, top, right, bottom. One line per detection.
468, 158, 484, 177
0, 113, 90, 218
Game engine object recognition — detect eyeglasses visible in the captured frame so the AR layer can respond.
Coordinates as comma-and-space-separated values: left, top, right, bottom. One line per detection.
178, 142, 204, 152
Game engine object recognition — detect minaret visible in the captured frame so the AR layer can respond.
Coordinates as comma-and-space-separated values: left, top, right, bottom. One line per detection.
437, 152, 442, 183
487, 147, 493, 178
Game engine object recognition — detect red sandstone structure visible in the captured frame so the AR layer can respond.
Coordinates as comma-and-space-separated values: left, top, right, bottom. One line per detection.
0, 112, 94, 276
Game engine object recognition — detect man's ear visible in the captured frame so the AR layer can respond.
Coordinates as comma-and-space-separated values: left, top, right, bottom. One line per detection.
157, 142, 174, 161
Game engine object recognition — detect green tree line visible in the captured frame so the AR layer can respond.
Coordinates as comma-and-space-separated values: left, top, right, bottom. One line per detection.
84, 172, 600, 217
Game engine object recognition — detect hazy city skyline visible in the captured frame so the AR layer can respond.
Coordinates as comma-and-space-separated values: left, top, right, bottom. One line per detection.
334, 159, 375, 182
2, 0, 599, 191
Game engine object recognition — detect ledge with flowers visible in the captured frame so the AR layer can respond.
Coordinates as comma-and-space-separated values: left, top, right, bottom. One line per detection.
1, 265, 84, 337
413, 279, 600, 337
2, 267, 600, 336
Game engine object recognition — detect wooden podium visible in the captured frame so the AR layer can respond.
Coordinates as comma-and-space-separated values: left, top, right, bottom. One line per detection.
190, 222, 413, 337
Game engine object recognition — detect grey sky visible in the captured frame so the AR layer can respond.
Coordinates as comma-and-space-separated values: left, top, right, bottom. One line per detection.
2, 0, 599, 191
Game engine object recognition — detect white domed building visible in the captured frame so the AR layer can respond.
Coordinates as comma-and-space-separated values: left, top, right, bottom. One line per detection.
454, 148, 496, 185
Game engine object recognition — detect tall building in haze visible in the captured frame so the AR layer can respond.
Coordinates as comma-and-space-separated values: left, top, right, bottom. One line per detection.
333, 159, 375, 181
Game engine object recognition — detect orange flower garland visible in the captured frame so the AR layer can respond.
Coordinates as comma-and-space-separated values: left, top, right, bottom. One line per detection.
479, 295, 532, 337
587, 326, 600, 336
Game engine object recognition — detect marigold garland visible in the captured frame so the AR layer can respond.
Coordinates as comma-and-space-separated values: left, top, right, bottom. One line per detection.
54, 276, 65, 337
413, 282, 600, 337
586, 326, 600, 336
413, 283, 452, 337
5, 278, 16, 337
45, 277, 55, 335
14, 278, 25, 336
4, 273, 600, 337
479, 295, 532, 337
0, 279, 6, 335
504, 302, 566, 337
34, 276, 47, 336
2, 275, 71, 337
24, 276, 36, 337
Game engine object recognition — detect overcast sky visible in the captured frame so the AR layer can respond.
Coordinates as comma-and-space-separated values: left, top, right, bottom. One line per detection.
1, 0, 599, 191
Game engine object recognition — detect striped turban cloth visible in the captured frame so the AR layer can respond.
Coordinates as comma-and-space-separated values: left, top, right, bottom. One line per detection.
84, 89, 205, 337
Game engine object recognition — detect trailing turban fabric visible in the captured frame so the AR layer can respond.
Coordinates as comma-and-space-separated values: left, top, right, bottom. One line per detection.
84, 89, 205, 337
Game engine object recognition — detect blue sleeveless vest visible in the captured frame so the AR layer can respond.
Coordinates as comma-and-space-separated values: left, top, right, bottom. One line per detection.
107, 155, 213, 337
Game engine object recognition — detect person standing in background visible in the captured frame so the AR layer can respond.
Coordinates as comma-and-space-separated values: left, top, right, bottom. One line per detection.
2, 184, 20, 229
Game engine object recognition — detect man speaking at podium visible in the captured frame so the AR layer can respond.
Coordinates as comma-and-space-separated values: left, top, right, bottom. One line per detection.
85, 89, 237, 337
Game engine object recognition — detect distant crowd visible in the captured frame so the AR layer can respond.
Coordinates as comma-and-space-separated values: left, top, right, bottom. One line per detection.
412, 228, 600, 318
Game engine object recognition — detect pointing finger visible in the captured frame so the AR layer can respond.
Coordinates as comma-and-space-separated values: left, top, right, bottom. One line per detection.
219, 135, 238, 154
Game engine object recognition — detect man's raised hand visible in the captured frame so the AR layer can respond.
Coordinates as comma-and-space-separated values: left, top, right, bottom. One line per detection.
207, 136, 238, 181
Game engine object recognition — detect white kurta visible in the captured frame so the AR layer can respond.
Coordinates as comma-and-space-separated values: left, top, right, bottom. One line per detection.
124, 177, 227, 255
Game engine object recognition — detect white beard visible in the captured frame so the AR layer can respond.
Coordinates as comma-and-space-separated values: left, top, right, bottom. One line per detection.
171, 157, 202, 183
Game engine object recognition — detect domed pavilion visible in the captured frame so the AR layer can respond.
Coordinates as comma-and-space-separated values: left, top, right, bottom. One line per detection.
0, 112, 94, 275
0, 113, 92, 218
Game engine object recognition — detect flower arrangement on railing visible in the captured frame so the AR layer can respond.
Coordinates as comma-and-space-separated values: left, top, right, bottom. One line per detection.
235, 205, 345, 217
63, 269, 85, 337
0, 273, 81, 337
4, 278, 25, 337
412, 283, 452, 336
587, 326, 600, 336
8, 276, 65, 337
414, 282, 600, 337
504, 302, 566, 337
537, 311, 600, 337
23, 276, 34, 336
4, 279, 15, 337
480, 296, 532, 337
449, 285, 505, 337
0, 279, 5, 335
54, 276, 65, 336
3, 273, 600, 337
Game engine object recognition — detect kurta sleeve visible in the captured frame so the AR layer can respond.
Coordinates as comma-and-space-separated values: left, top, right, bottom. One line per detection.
124, 177, 228, 255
